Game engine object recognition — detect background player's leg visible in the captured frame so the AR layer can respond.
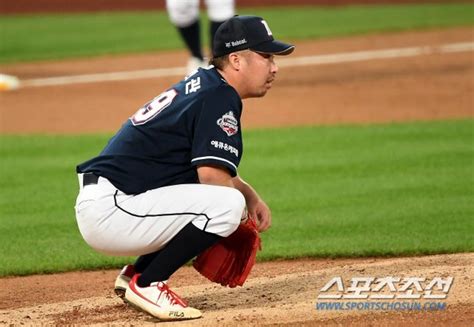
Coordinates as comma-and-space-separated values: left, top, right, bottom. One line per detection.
176, 21, 204, 61
137, 223, 221, 286
166, 0, 206, 73
209, 21, 222, 51
205, 0, 235, 51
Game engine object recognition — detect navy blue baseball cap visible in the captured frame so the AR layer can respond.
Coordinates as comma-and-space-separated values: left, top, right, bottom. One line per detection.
212, 15, 295, 57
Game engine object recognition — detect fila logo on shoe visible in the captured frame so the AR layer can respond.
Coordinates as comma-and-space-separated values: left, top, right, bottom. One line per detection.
169, 311, 185, 318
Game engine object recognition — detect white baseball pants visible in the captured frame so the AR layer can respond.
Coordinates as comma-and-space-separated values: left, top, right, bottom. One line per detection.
75, 174, 245, 256
166, 0, 235, 27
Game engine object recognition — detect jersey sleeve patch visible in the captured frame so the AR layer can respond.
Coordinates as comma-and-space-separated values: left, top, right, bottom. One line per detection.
217, 111, 239, 136
209, 140, 239, 158
191, 85, 243, 174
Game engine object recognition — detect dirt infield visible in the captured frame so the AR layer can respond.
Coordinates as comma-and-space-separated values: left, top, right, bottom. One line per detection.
0, 27, 473, 325
0, 27, 472, 133
1, 254, 473, 325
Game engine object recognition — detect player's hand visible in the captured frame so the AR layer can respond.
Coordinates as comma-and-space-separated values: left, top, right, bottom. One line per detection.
248, 199, 271, 232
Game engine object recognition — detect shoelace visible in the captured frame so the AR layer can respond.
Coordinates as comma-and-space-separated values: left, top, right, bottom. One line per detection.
158, 282, 187, 307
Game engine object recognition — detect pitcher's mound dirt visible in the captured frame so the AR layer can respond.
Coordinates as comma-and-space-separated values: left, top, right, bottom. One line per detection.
0, 254, 472, 325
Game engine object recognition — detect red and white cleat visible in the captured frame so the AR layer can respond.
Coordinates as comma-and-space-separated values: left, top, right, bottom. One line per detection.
114, 264, 136, 298
125, 274, 202, 320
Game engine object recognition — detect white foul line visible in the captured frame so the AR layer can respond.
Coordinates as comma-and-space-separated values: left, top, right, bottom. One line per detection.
19, 42, 474, 88
20, 67, 186, 88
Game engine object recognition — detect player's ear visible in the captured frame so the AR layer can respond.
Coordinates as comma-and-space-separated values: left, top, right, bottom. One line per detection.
228, 52, 242, 71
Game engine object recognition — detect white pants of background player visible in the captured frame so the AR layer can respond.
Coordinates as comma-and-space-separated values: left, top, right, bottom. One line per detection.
75, 174, 245, 256
166, 0, 235, 28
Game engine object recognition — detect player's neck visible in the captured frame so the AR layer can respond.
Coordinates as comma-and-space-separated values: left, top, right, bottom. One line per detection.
217, 68, 248, 99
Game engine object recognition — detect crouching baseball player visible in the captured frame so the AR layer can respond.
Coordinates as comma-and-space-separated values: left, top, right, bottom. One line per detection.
74, 15, 294, 321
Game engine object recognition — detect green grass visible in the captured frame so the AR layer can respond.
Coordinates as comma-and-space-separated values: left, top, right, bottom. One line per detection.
0, 120, 472, 276
0, 3, 473, 63
241, 120, 474, 259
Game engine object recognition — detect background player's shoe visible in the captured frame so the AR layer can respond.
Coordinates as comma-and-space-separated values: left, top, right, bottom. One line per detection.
186, 56, 207, 75
0, 74, 20, 91
114, 264, 136, 298
125, 274, 202, 320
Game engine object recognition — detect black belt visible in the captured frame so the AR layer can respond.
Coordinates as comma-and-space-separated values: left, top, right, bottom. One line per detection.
83, 172, 99, 186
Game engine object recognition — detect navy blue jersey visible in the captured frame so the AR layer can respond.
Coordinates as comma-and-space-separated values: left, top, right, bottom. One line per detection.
77, 67, 243, 194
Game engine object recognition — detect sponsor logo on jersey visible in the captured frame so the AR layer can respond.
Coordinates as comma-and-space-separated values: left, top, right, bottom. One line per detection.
210, 140, 239, 157
217, 111, 239, 136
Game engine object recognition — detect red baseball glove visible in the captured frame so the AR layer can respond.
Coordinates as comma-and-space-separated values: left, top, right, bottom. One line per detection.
193, 218, 261, 288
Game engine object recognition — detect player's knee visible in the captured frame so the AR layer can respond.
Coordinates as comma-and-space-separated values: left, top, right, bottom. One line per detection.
223, 188, 246, 235
197, 187, 245, 237
205, 0, 235, 22
166, 0, 199, 27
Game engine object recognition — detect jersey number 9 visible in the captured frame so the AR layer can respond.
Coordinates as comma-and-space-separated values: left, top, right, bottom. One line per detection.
130, 89, 178, 126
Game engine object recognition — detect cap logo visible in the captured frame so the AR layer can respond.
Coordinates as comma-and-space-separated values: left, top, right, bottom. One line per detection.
261, 20, 273, 36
